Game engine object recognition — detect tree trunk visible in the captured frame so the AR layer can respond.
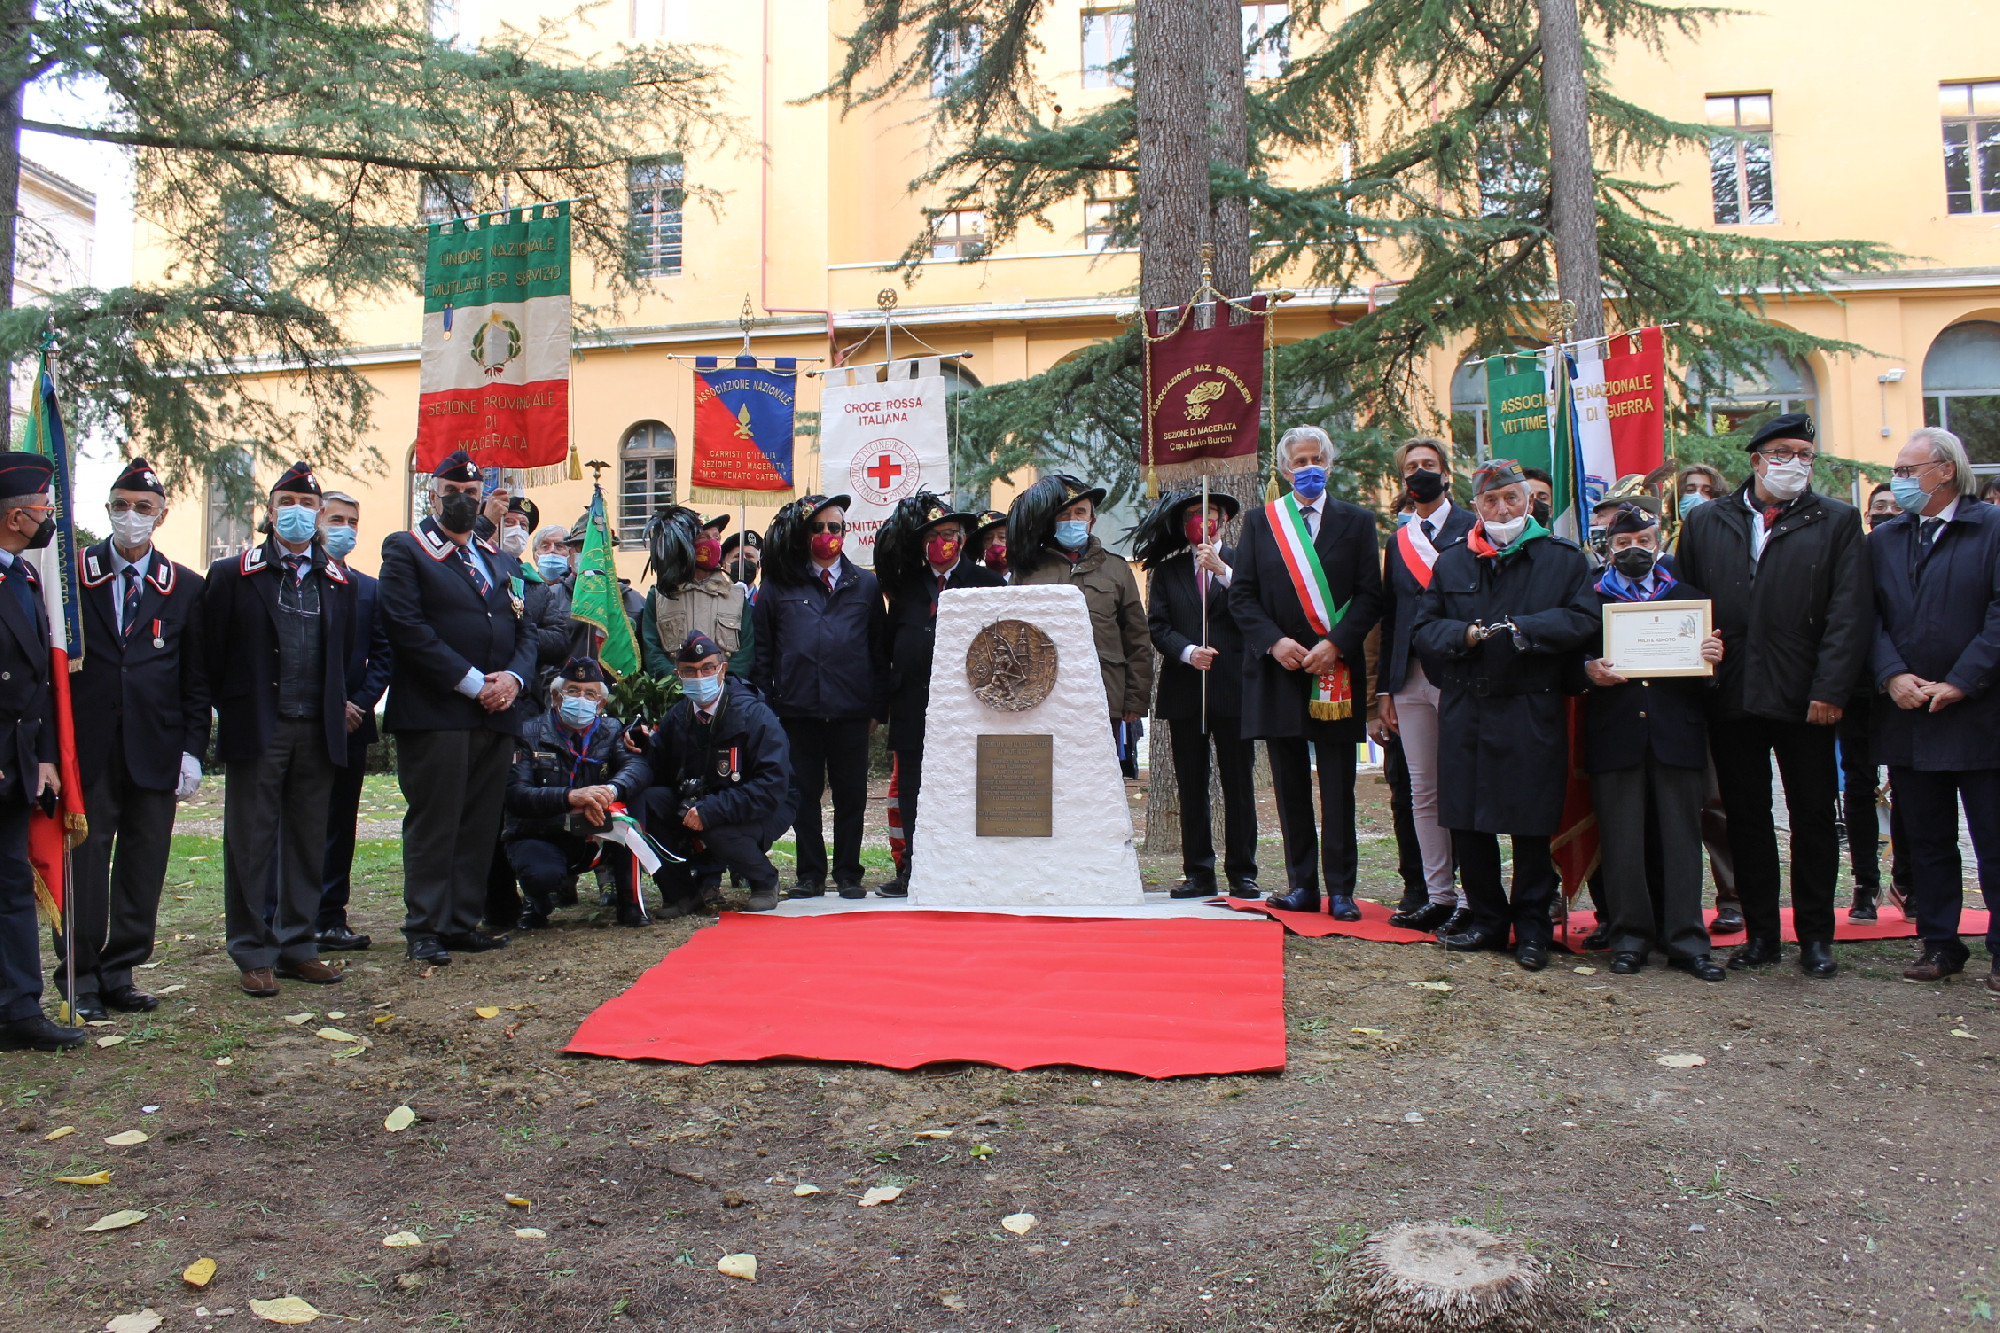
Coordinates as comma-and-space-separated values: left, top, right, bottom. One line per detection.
1204, 0, 1252, 312
1536, 0, 1604, 341
0, 0, 31, 429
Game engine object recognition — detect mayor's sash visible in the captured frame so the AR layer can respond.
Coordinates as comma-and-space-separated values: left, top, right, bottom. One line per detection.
1267, 494, 1352, 720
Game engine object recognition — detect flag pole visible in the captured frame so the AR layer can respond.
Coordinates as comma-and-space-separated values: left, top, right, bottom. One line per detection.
61, 845, 74, 1024
1199, 473, 1210, 736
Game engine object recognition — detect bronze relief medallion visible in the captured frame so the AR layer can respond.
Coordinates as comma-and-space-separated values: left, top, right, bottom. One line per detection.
965, 618, 1058, 712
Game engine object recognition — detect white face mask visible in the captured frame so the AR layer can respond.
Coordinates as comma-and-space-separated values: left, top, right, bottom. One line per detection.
1759, 457, 1811, 501
1483, 513, 1528, 546
499, 526, 530, 556
109, 510, 158, 549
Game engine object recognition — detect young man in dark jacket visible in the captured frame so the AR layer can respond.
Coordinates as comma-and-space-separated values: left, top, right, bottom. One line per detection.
503, 658, 652, 928
1674, 413, 1872, 979
751, 494, 888, 899
311, 490, 390, 952
646, 632, 792, 914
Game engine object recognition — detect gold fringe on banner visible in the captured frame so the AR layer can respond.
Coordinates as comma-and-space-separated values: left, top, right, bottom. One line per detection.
690, 488, 795, 508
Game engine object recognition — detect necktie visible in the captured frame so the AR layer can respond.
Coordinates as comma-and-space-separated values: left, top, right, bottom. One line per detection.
121, 566, 142, 637
1920, 517, 1941, 551
282, 554, 308, 584
461, 548, 491, 598
1421, 518, 1435, 542
1303, 503, 1318, 540
824, 567, 837, 595
1761, 504, 1784, 531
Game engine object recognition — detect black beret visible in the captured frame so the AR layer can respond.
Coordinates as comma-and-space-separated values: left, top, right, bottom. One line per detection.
1746, 412, 1816, 453
0, 452, 53, 496
272, 460, 322, 496
678, 631, 724, 663
507, 494, 540, 531
432, 449, 481, 482
1472, 458, 1527, 495
1604, 501, 1660, 537
559, 656, 605, 684
720, 530, 761, 554
112, 457, 166, 497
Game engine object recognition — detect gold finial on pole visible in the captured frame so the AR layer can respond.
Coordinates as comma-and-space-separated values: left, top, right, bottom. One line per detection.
1198, 242, 1216, 291
876, 288, 899, 313
738, 293, 757, 358
585, 458, 610, 484
1549, 299, 1578, 345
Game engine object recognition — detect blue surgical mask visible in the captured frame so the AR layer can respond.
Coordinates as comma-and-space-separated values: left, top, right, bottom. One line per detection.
1395, 511, 1414, 527
273, 504, 319, 544
558, 695, 600, 728
1290, 466, 1327, 502
537, 553, 571, 583
1054, 520, 1090, 549
682, 674, 722, 707
1678, 492, 1707, 518
1890, 476, 1932, 514
321, 525, 357, 560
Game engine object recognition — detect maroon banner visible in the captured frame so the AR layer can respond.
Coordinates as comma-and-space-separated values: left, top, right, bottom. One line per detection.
1143, 295, 1267, 477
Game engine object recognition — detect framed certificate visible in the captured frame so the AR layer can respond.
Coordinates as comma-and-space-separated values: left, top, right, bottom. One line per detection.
1599, 599, 1713, 678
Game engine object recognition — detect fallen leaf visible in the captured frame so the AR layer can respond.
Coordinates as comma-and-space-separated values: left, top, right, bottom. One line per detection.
969, 1144, 995, 1158
157, 985, 185, 995
792, 1184, 822, 1197
248, 1295, 321, 1324
911, 1129, 953, 1139
474, 1007, 500, 1020
283, 1013, 314, 1025
325, 1011, 346, 1020
1950, 1029, 1977, 1039
512, 1227, 547, 1239
383, 1105, 415, 1133
504, 1194, 532, 1208
86, 1020, 118, 1028
717, 1253, 757, 1281
372, 1014, 394, 1025
1656, 1053, 1707, 1068
1409, 981, 1453, 991
1000, 1213, 1037, 1235
1573, 966, 1599, 976
214, 1058, 233, 1066
182, 1257, 217, 1288
857, 1186, 903, 1207
104, 1130, 150, 1147
313, 1028, 358, 1043
381, 1231, 423, 1248
330, 1045, 365, 1060
83, 1209, 148, 1232
44, 1126, 75, 1141
104, 1310, 163, 1333
95, 1035, 125, 1048
55, 1170, 111, 1186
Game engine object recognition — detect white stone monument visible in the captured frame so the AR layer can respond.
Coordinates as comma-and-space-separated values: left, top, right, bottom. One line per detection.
908, 584, 1146, 907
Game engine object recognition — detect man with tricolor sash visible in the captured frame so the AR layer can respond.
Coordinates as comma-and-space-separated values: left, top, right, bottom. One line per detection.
1228, 426, 1382, 917
1412, 458, 1597, 972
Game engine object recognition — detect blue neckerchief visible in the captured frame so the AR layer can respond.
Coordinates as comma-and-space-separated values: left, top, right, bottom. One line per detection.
1595, 563, 1678, 603
559, 717, 602, 785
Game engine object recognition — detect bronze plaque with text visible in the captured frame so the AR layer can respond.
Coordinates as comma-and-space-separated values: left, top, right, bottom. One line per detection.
975, 733, 1054, 837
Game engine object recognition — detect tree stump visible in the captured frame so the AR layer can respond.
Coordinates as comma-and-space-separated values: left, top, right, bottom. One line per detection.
1319, 1223, 1578, 1333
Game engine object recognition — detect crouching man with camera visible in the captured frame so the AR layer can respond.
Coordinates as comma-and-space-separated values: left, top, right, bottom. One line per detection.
643, 632, 792, 915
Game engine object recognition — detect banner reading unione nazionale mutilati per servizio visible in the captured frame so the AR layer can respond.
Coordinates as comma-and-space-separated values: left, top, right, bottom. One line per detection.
418, 202, 571, 474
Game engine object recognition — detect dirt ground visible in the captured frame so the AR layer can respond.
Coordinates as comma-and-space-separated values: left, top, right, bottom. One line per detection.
2, 770, 1996, 1333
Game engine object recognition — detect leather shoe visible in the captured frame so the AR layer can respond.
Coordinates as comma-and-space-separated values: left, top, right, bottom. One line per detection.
1609, 951, 1644, 975
1266, 887, 1320, 913
1388, 901, 1455, 932
835, 880, 867, 901
316, 924, 372, 951
1902, 944, 1968, 982
1847, 887, 1879, 923
440, 931, 508, 953
276, 958, 344, 985
1729, 936, 1782, 969
1440, 928, 1506, 952
1394, 887, 1429, 915
1711, 902, 1746, 935
1226, 878, 1263, 900
1798, 939, 1838, 979
239, 967, 279, 997
786, 879, 826, 899
1170, 879, 1221, 900
1582, 924, 1613, 952
745, 889, 780, 912
517, 910, 550, 931
1669, 954, 1728, 983
1515, 942, 1550, 972
0, 1013, 87, 1051
1437, 907, 1473, 938
405, 938, 451, 966
1329, 896, 1363, 922
1886, 881, 1910, 916
101, 986, 158, 1013
70, 996, 109, 1022
876, 873, 910, 898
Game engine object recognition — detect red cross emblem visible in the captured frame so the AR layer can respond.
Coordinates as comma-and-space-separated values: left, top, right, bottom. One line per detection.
865, 454, 904, 490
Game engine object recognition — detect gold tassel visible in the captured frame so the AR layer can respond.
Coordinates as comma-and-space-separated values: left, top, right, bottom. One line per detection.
1265, 473, 1280, 502
1146, 462, 1159, 500
567, 441, 583, 482
1307, 699, 1352, 721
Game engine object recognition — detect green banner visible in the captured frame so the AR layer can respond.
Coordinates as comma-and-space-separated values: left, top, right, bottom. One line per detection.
424, 203, 572, 313
1486, 354, 1552, 470
571, 486, 641, 680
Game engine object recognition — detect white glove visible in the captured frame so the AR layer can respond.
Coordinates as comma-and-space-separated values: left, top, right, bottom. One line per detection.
176, 753, 203, 801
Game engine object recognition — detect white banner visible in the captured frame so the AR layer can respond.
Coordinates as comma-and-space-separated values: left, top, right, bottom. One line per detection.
1567, 344, 1617, 511
818, 357, 951, 568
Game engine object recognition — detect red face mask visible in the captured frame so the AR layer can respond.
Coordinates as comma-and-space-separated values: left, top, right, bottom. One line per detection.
1183, 513, 1218, 545
983, 539, 1007, 574
810, 531, 844, 562
693, 537, 723, 570
926, 533, 961, 567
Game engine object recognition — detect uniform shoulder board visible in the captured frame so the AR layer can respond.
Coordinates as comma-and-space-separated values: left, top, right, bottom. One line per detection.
475, 535, 500, 555
240, 545, 268, 575
413, 518, 456, 562
80, 547, 110, 587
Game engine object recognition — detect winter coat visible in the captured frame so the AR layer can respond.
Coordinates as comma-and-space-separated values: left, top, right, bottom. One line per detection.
377, 520, 538, 737
1579, 562, 1715, 774
644, 677, 793, 842
73, 543, 210, 790
1015, 537, 1154, 718
504, 710, 652, 842
750, 556, 890, 721
200, 537, 358, 766
1868, 499, 2000, 771
1147, 546, 1245, 722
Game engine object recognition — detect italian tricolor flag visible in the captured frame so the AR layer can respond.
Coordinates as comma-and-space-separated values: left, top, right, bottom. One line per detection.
418, 202, 572, 473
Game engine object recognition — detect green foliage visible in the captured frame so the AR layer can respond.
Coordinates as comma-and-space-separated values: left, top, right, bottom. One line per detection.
4, 0, 730, 493
607, 671, 682, 729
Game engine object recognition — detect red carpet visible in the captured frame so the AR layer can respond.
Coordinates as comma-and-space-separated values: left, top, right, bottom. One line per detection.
1221, 895, 1438, 942
564, 911, 1287, 1078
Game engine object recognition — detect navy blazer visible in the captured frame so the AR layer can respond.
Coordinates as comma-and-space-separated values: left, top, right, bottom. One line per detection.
74, 543, 210, 791
750, 556, 890, 721
343, 567, 392, 751
200, 538, 358, 766
1147, 546, 1245, 722
1579, 565, 1714, 774
1868, 500, 2000, 771
0, 553, 53, 803
1378, 503, 1477, 696
378, 519, 538, 737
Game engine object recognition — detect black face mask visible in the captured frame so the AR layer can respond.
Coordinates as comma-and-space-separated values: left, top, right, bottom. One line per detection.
437, 490, 480, 535
1405, 468, 1446, 503
24, 515, 55, 550
1611, 546, 1658, 580
1530, 499, 1552, 528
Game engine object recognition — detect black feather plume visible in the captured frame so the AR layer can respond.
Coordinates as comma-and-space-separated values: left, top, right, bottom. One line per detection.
1129, 490, 1198, 569
762, 496, 818, 588
643, 505, 702, 588
875, 491, 946, 591
1005, 474, 1079, 581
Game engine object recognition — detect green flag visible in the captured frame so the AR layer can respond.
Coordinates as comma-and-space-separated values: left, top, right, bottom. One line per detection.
1485, 352, 1552, 469
571, 485, 641, 679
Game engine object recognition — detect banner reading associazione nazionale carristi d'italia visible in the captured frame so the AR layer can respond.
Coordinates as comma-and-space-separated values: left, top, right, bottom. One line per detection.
690, 354, 798, 502
418, 201, 572, 474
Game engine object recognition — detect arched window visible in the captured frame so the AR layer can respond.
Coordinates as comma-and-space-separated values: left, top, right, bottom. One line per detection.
204, 447, 255, 565
619, 420, 676, 544
1451, 357, 1491, 462
1923, 320, 2000, 464
1695, 350, 1817, 438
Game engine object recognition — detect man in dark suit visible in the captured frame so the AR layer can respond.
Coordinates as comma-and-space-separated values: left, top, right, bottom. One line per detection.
310, 491, 391, 951
378, 450, 537, 965
201, 461, 357, 998
60, 458, 209, 1019
1869, 427, 2000, 993
0, 454, 85, 1050
883, 498, 1003, 894
1144, 489, 1259, 899
1228, 426, 1382, 917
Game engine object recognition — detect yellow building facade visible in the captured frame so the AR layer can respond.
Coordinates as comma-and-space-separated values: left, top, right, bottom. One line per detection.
134, 0, 2000, 581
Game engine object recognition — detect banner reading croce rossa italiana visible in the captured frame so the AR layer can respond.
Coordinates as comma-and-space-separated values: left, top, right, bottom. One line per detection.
819, 358, 951, 568
418, 202, 572, 474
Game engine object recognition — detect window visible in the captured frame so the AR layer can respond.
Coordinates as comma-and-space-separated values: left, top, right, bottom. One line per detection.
418, 173, 476, 223
1695, 350, 1817, 437
930, 208, 987, 260
429, 0, 475, 48
1923, 320, 2000, 463
931, 26, 982, 99
1706, 94, 1775, 225
619, 421, 676, 542
1476, 111, 1543, 218
1451, 357, 1492, 462
629, 158, 684, 277
1083, 177, 1133, 252
217, 192, 273, 289
205, 450, 255, 565
1243, 3, 1288, 81
1081, 9, 1133, 90
632, 0, 666, 39
1942, 81, 2000, 215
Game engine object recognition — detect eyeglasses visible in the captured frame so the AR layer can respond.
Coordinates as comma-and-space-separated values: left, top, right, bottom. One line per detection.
678, 660, 723, 679
808, 521, 844, 535
1759, 447, 1817, 464
108, 499, 162, 516
1890, 459, 1945, 480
